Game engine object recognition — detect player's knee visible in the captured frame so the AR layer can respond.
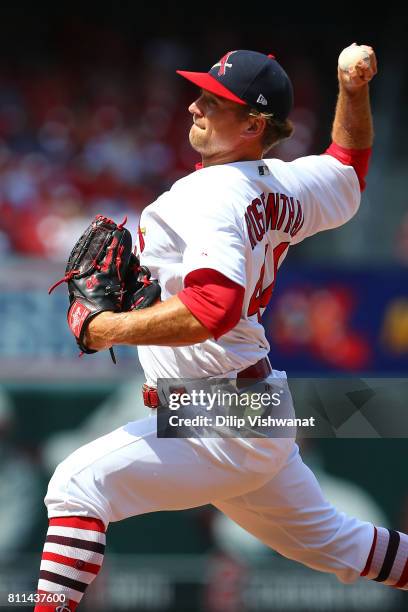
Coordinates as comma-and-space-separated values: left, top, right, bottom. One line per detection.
44, 452, 109, 525
45, 453, 82, 510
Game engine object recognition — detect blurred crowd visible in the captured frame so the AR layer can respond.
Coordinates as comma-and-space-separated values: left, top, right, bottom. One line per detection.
0, 51, 195, 258
0, 29, 321, 260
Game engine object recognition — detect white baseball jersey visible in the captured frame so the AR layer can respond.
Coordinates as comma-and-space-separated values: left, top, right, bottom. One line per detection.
137, 155, 360, 386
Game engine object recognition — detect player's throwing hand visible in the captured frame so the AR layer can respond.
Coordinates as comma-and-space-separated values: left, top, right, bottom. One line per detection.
338, 43, 378, 90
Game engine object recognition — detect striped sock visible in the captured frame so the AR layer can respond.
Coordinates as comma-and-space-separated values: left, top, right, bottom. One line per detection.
361, 526, 408, 589
34, 516, 106, 611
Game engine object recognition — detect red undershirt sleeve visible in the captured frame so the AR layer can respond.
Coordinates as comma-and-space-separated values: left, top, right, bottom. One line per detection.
178, 268, 245, 340
324, 142, 372, 191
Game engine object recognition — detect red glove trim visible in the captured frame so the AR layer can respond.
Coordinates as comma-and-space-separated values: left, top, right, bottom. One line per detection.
324, 142, 372, 191
68, 300, 91, 338
178, 268, 244, 340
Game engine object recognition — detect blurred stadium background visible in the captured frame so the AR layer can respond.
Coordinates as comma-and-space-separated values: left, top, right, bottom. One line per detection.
0, 5, 407, 611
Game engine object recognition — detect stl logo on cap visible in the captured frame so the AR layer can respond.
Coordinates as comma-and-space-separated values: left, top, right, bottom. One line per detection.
212, 51, 237, 76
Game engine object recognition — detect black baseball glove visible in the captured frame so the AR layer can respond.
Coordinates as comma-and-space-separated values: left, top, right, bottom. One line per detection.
49, 215, 161, 361
122, 253, 161, 312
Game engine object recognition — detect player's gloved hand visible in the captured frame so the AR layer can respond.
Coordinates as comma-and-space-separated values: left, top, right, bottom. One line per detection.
122, 253, 161, 311
49, 216, 162, 362
49, 214, 133, 360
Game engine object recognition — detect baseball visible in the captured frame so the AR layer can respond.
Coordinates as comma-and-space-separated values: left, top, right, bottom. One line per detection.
338, 45, 370, 72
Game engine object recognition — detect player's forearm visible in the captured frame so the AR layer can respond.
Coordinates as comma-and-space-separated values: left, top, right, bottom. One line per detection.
85, 295, 212, 350
331, 83, 373, 149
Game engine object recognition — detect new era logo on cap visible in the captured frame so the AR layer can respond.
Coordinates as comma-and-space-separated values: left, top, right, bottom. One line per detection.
177, 49, 293, 122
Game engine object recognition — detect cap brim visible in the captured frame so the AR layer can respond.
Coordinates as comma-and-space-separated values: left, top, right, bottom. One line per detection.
176, 70, 246, 106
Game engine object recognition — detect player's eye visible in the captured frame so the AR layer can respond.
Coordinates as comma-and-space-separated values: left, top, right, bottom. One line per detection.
202, 91, 218, 106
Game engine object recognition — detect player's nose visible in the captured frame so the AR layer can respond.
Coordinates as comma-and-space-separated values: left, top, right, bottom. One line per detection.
188, 99, 203, 116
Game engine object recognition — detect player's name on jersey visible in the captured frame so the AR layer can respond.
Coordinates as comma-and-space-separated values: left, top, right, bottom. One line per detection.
245, 191, 304, 249
167, 415, 316, 428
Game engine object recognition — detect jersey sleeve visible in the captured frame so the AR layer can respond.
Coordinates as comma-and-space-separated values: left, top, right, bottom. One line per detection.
324, 142, 372, 191
288, 154, 361, 245
178, 269, 245, 339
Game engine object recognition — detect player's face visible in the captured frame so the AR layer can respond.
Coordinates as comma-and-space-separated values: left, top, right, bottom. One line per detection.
188, 90, 251, 160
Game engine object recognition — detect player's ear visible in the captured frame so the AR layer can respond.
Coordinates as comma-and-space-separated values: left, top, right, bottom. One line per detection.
241, 114, 266, 140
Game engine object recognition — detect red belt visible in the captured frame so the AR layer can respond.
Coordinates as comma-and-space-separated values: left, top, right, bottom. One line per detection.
142, 357, 272, 409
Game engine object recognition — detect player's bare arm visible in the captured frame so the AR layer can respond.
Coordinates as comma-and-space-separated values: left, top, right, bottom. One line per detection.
332, 44, 377, 149
85, 296, 212, 350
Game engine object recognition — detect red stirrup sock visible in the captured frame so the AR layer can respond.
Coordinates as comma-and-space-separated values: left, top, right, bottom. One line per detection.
360, 526, 408, 589
34, 516, 106, 611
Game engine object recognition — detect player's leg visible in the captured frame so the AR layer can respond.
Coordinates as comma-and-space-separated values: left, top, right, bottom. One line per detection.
214, 442, 408, 590
35, 414, 291, 611
35, 515, 105, 611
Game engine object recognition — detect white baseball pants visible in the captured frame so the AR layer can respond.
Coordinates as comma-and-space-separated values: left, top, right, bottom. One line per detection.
45, 411, 374, 585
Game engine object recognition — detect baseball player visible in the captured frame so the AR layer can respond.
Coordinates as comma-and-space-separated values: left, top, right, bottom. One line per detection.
34, 45, 408, 611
